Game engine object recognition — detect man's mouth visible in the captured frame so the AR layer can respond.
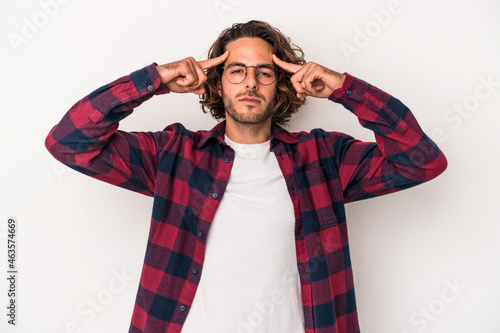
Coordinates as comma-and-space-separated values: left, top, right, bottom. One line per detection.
239, 97, 261, 104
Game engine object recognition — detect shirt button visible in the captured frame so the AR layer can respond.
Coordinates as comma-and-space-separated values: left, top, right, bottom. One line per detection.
346, 89, 352, 96
198, 231, 203, 238
224, 157, 230, 163
212, 193, 219, 199
147, 85, 154, 92
180, 306, 186, 312
192, 268, 198, 275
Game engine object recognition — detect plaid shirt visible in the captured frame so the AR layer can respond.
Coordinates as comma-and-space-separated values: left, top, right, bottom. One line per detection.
45, 63, 447, 333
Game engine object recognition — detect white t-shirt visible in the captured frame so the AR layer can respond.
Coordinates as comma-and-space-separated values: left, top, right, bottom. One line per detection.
181, 136, 305, 333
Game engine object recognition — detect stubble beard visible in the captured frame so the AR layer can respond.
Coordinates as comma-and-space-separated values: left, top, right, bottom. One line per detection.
222, 87, 276, 125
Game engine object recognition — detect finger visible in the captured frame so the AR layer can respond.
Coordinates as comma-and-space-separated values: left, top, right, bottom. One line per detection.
198, 51, 229, 70
272, 54, 302, 74
191, 66, 207, 88
169, 59, 196, 87
178, 71, 199, 87
301, 67, 319, 94
298, 63, 329, 97
294, 75, 316, 98
289, 69, 307, 95
192, 86, 206, 95
185, 58, 209, 88
312, 82, 325, 92
175, 76, 193, 87
186, 59, 207, 88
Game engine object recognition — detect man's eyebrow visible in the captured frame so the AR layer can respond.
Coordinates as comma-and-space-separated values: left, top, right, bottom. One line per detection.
226, 62, 245, 67
226, 62, 275, 68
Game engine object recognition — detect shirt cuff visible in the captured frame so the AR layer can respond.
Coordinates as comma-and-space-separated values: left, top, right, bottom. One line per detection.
144, 63, 170, 95
328, 73, 369, 102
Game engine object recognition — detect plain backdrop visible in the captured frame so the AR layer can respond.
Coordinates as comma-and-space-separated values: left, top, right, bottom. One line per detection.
1, 0, 499, 332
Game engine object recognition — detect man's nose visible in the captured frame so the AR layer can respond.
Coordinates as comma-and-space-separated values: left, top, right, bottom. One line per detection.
244, 67, 258, 90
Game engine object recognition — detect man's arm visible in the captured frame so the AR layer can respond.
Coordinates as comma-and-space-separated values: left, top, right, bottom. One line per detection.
45, 53, 229, 196
273, 55, 447, 202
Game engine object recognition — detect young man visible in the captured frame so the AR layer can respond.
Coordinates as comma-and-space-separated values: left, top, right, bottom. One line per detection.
46, 20, 447, 333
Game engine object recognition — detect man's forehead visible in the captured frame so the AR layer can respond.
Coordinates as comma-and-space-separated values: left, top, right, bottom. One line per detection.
224, 37, 274, 65
225, 37, 273, 49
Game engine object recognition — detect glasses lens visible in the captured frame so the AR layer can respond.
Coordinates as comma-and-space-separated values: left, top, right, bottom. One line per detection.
256, 66, 276, 85
225, 65, 247, 84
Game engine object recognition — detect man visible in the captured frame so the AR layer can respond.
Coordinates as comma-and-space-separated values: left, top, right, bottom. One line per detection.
46, 20, 447, 333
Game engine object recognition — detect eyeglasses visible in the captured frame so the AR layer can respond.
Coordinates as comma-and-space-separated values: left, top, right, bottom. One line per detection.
222, 64, 278, 86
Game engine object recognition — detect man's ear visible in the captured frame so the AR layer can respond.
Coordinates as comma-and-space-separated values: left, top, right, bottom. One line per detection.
216, 80, 222, 97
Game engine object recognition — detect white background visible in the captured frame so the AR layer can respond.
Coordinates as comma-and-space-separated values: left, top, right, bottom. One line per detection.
1, 0, 499, 332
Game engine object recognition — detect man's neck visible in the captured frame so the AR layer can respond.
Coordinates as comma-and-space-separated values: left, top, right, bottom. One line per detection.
224, 118, 272, 144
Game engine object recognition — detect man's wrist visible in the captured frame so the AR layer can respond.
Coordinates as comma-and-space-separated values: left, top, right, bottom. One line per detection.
332, 73, 346, 92
155, 64, 169, 85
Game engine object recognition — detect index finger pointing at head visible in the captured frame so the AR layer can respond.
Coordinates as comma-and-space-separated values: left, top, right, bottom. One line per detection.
272, 54, 302, 74
198, 51, 229, 70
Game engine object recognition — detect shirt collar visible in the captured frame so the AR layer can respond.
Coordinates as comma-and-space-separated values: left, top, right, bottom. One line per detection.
197, 120, 299, 148
270, 123, 299, 145
197, 121, 226, 148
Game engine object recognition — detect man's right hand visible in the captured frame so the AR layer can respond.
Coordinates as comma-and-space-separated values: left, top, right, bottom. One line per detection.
155, 51, 229, 95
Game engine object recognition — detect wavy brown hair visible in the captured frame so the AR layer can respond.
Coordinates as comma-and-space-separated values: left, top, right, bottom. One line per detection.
200, 20, 306, 125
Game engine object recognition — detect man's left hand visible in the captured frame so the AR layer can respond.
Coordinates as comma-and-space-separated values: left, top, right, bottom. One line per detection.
272, 54, 345, 99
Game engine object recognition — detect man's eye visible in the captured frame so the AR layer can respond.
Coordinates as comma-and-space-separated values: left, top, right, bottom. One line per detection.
229, 67, 245, 74
258, 70, 275, 77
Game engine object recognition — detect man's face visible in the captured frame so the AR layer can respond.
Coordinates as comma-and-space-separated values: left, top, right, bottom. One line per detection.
219, 37, 277, 126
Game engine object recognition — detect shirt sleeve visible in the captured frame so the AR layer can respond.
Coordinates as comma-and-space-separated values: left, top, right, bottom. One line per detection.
328, 74, 447, 202
45, 63, 170, 197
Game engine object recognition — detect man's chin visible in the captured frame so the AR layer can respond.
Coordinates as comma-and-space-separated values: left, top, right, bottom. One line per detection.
226, 110, 273, 126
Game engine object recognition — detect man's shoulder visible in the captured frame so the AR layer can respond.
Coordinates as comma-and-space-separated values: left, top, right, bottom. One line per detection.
273, 125, 348, 145
160, 121, 225, 148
